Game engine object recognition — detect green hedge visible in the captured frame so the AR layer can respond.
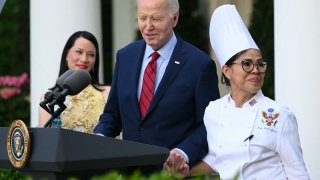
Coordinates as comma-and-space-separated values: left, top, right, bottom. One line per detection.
0, 169, 219, 180
0, 169, 24, 180
0, 0, 30, 127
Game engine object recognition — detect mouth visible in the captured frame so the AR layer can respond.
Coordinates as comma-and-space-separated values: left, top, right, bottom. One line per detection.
248, 77, 261, 84
144, 33, 157, 39
76, 64, 88, 70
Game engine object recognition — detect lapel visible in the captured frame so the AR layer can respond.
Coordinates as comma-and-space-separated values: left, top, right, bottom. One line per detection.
128, 41, 146, 120
143, 37, 187, 121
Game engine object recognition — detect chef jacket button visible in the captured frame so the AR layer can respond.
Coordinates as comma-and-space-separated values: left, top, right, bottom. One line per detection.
219, 145, 222, 148
220, 124, 223, 127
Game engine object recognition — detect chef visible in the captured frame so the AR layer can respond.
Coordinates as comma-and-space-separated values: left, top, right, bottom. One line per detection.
181, 4, 310, 180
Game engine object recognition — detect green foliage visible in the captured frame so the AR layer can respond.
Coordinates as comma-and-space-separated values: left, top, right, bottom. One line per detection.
0, 169, 24, 180
0, 91, 30, 127
0, 0, 31, 178
249, 0, 274, 99
0, 0, 30, 127
0, 169, 219, 180
175, 1, 209, 53
0, 0, 30, 75
92, 170, 219, 180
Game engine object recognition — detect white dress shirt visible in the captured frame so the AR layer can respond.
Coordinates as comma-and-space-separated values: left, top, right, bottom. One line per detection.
203, 90, 310, 180
137, 33, 177, 99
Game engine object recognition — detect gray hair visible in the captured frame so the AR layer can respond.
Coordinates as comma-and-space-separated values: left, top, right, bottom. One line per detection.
168, 0, 179, 16
136, 0, 179, 16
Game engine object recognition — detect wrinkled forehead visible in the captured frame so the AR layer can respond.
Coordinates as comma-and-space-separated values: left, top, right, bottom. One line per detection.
137, 0, 170, 15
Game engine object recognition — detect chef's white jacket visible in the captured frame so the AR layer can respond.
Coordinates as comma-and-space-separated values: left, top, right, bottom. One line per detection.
203, 90, 310, 180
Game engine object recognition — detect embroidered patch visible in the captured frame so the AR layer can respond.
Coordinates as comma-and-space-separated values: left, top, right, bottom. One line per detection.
261, 108, 280, 126
249, 98, 257, 106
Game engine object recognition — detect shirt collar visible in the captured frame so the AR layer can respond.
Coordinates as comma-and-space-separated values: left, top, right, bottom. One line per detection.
227, 90, 264, 108
145, 33, 177, 60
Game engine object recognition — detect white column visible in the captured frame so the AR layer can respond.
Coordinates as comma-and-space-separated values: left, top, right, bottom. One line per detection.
112, 0, 137, 68
30, 0, 102, 127
274, 1, 320, 179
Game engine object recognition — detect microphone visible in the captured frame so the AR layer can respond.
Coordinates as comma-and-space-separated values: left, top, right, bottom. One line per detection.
48, 69, 91, 107
40, 70, 75, 112
52, 70, 75, 91
44, 70, 91, 128
62, 69, 91, 95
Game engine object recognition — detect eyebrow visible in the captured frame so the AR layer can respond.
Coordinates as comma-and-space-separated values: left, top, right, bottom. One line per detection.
242, 58, 264, 62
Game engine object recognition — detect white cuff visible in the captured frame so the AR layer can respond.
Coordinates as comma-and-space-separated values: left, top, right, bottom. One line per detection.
94, 133, 105, 136
174, 148, 189, 163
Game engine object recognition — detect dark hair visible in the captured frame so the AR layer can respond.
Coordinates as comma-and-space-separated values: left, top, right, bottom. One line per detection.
59, 31, 104, 91
221, 49, 249, 86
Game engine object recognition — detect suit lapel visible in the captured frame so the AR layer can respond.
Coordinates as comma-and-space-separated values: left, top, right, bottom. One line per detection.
129, 41, 146, 120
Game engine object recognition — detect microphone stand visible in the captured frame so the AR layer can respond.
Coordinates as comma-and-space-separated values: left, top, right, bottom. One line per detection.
42, 92, 68, 128
39, 90, 60, 114
43, 103, 66, 128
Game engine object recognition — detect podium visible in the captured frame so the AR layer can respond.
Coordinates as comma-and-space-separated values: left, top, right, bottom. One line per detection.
0, 127, 169, 179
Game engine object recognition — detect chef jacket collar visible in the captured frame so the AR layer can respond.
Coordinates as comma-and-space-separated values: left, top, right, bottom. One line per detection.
227, 90, 264, 108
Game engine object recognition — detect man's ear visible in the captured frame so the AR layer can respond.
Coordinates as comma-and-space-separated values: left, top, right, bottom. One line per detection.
172, 11, 179, 28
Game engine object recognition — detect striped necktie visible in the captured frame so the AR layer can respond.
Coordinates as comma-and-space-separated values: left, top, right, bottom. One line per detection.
139, 51, 160, 119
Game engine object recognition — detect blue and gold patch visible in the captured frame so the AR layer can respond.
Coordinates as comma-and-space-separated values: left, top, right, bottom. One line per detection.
261, 108, 280, 126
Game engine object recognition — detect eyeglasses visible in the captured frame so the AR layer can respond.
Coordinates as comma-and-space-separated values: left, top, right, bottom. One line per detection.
231, 60, 267, 73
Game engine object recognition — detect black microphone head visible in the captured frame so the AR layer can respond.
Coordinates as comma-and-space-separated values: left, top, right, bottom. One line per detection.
43, 70, 75, 105
62, 70, 91, 95
56, 70, 75, 89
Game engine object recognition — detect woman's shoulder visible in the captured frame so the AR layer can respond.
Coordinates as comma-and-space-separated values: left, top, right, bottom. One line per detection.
100, 85, 111, 102
260, 97, 296, 123
262, 96, 292, 113
207, 95, 227, 108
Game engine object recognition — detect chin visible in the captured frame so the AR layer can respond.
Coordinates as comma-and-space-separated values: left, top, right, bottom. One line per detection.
247, 85, 261, 94
252, 88, 261, 94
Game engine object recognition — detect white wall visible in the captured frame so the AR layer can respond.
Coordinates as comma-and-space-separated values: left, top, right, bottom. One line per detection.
30, 0, 102, 127
274, 0, 320, 178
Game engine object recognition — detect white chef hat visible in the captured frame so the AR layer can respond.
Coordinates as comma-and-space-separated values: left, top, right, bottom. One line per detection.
209, 4, 259, 67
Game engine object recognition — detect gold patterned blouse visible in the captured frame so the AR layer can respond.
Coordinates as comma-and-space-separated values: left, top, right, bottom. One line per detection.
59, 85, 106, 133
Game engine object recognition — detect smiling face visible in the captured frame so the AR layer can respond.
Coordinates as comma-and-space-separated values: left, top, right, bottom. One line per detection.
66, 37, 96, 72
223, 49, 266, 97
137, 0, 179, 51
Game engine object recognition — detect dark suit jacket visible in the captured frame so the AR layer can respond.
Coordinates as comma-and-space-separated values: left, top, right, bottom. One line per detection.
94, 35, 220, 172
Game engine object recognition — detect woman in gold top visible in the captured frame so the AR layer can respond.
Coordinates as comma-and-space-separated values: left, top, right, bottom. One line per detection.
38, 31, 110, 133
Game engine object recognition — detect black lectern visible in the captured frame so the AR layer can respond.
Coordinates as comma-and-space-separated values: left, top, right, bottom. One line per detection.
0, 127, 169, 179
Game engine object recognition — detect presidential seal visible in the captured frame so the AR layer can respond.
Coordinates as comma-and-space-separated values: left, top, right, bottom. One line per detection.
7, 120, 31, 168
